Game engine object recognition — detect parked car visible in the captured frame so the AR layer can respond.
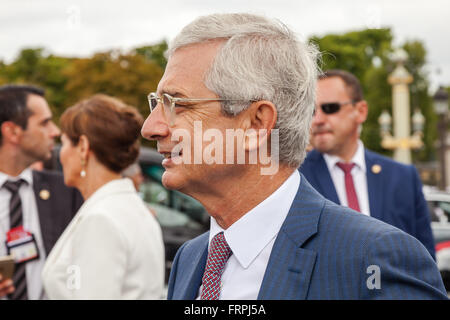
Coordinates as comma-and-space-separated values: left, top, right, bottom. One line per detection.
424, 185, 450, 290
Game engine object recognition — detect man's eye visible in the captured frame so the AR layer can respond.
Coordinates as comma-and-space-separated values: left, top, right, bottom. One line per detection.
174, 103, 191, 109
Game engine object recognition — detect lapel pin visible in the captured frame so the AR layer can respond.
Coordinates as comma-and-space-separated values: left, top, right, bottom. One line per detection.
39, 189, 50, 200
371, 164, 382, 174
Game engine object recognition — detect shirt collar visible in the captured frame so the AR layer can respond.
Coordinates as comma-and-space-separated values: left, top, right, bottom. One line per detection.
209, 170, 300, 269
0, 168, 33, 188
323, 140, 366, 173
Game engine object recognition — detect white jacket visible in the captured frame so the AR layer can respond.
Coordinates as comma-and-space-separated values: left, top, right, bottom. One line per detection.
42, 178, 165, 299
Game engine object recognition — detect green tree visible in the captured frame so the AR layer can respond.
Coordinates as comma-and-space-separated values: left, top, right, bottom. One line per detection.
0, 48, 72, 118
135, 40, 168, 69
63, 50, 164, 118
0, 44, 165, 149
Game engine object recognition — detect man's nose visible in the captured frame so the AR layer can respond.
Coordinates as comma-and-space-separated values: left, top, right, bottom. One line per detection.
141, 104, 170, 141
50, 122, 61, 137
312, 105, 326, 125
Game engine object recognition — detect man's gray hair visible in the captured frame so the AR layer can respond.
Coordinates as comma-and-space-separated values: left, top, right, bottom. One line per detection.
168, 13, 320, 168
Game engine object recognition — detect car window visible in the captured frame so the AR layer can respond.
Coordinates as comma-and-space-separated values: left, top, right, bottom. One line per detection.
429, 200, 450, 223
141, 179, 170, 206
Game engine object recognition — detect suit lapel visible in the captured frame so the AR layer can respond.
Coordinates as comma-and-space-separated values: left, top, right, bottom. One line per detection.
309, 151, 340, 205
365, 150, 383, 220
32, 170, 53, 255
178, 238, 209, 299
258, 175, 322, 299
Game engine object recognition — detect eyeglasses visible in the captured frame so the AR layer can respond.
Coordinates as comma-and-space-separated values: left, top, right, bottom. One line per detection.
314, 101, 356, 115
147, 92, 257, 125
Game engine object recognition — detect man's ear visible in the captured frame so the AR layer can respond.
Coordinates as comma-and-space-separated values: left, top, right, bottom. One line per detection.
355, 100, 368, 124
243, 100, 277, 152
1, 121, 23, 144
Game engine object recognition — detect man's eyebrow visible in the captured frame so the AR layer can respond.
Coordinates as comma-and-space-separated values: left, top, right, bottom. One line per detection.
160, 89, 188, 98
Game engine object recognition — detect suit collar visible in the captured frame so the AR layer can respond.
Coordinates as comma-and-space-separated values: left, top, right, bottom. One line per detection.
176, 174, 324, 300
258, 174, 323, 299
32, 170, 54, 255
308, 150, 340, 204
279, 174, 322, 246
176, 234, 209, 299
365, 149, 384, 220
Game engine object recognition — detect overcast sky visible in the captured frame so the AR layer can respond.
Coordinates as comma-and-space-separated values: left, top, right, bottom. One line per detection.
1, 0, 449, 92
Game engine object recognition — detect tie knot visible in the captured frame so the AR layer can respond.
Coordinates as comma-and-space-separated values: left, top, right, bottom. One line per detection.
336, 162, 355, 174
210, 232, 232, 258
3, 179, 27, 194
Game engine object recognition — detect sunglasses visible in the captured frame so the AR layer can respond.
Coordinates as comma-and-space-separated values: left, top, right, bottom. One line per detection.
314, 101, 356, 115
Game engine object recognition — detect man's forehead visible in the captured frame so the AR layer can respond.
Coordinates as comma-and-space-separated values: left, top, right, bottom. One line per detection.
316, 77, 351, 101
158, 41, 224, 94
27, 94, 51, 118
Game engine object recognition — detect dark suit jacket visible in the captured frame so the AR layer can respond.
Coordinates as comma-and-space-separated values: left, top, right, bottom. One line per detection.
299, 149, 435, 259
32, 170, 83, 255
167, 174, 447, 299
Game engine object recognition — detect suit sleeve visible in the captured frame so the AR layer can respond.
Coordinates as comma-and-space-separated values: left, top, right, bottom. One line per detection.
69, 212, 127, 299
360, 229, 447, 299
410, 165, 436, 260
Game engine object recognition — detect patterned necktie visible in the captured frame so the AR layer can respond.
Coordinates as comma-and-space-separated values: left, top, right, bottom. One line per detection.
336, 162, 361, 212
3, 179, 28, 300
201, 232, 232, 300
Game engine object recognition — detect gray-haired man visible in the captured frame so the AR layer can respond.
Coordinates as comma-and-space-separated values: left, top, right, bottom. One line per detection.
141, 13, 446, 299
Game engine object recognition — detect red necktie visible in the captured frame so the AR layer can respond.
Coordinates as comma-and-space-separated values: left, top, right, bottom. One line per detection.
201, 232, 232, 300
336, 162, 360, 212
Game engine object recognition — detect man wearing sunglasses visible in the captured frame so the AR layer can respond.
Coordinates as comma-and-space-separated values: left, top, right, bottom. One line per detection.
300, 69, 435, 259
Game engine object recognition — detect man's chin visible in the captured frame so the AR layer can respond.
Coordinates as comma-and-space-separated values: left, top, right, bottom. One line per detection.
312, 138, 333, 153
161, 170, 183, 191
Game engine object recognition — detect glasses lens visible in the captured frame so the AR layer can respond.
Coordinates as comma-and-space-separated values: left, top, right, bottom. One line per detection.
321, 103, 341, 114
162, 94, 172, 111
162, 94, 176, 125
149, 94, 158, 111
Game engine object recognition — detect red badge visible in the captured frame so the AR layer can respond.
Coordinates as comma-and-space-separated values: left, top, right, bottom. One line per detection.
5, 226, 39, 264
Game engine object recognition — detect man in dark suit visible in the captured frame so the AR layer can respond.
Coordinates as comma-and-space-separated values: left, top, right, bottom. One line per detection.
299, 69, 435, 259
0, 85, 82, 299
141, 13, 446, 299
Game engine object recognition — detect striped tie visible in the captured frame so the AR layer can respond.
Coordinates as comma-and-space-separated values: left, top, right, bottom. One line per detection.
3, 179, 28, 300
201, 232, 232, 300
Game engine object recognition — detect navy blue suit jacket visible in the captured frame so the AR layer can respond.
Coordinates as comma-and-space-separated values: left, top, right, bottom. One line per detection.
167, 174, 447, 299
299, 149, 435, 260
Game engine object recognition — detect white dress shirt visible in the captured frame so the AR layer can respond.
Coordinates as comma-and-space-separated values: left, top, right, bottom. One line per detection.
42, 178, 165, 299
196, 170, 300, 300
0, 169, 47, 300
323, 140, 370, 216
